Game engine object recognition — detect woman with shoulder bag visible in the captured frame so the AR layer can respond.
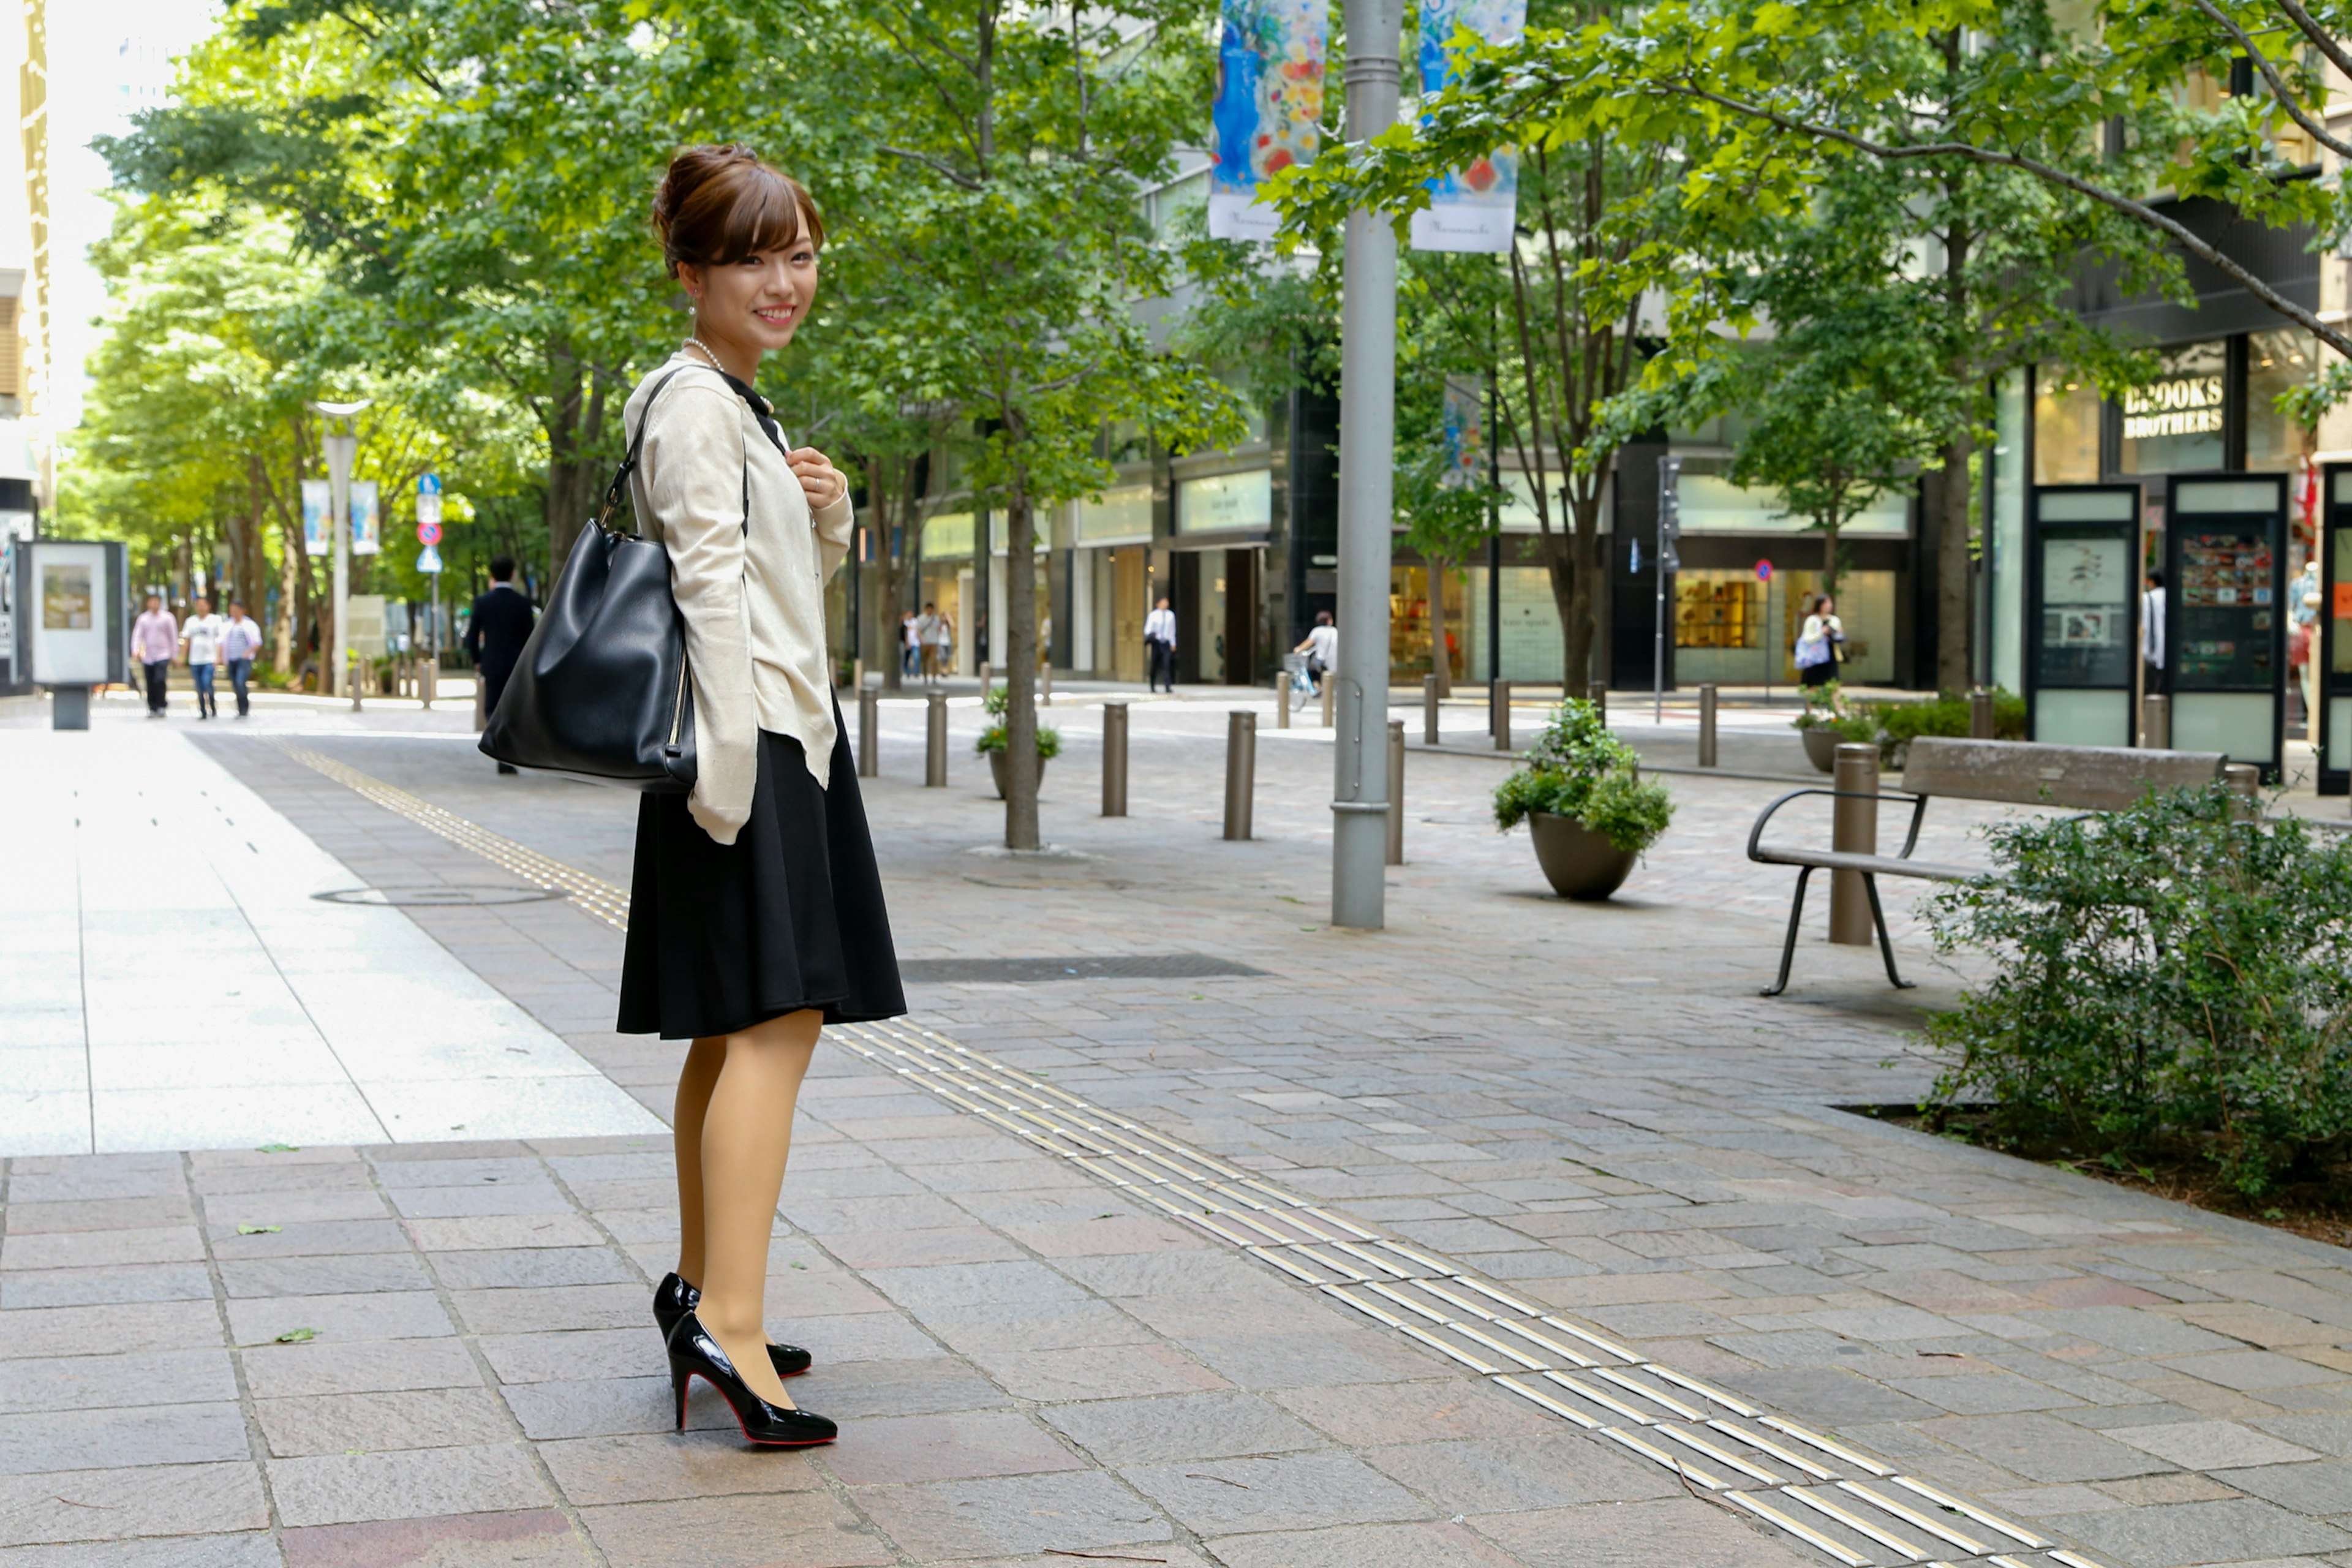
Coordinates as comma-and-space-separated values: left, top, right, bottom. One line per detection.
1794, 593, 1845, 688
619, 145, 905, 1448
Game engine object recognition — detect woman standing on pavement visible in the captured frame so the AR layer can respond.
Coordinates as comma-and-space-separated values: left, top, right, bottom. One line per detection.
617, 144, 905, 1449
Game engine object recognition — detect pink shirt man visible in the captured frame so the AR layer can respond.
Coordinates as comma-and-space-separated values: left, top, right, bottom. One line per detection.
132, 608, 178, 665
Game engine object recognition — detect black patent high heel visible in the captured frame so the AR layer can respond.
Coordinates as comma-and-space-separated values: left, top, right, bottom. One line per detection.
654, 1272, 812, 1376
668, 1310, 838, 1446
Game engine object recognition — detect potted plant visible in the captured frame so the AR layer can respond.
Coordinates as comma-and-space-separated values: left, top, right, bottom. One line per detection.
1792, 680, 1877, 772
1493, 699, 1675, 900
975, 682, 1061, 799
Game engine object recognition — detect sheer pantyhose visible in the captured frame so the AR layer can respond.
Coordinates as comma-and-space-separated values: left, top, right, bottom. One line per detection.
672, 1008, 820, 1408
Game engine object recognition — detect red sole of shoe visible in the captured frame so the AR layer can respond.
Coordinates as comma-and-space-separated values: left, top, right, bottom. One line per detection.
682, 1371, 835, 1446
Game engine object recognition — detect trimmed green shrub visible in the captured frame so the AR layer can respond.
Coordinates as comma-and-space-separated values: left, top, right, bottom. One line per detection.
1864, 687, 2026, 761
1493, 699, 1674, 853
974, 682, 1062, 758
1922, 783, 2352, 1197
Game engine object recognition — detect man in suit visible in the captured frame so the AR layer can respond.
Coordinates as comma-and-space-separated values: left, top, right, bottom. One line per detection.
465, 556, 537, 774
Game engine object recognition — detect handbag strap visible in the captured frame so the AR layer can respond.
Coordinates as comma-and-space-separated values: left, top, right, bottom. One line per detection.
595, 361, 785, 532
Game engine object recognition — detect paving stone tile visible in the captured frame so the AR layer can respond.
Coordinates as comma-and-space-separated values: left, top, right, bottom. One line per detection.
0, 1462, 267, 1547
499, 1378, 729, 1441
785, 1357, 1015, 1420
537, 1431, 827, 1505
1714, 1366, 1944, 1423
0, 1351, 237, 1415
860, 1260, 1088, 1315
3, 1200, 194, 1236
225, 1292, 454, 1347
203, 1193, 390, 1228
850, 1469, 1173, 1561
399, 1215, 605, 1252
2217, 1459, 2352, 1515
824, 1411, 1085, 1485
1878, 1370, 2086, 1415
2258, 1414, 2352, 1457
1271, 1380, 1559, 1449
577, 1493, 891, 1568
960, 1342, 1230, 1403
0, 1302, 224, 1360
0, 1229, 204, 1273
1202, 1520, 1525, 1568
0, 1404, 251, 1475
1121, 1450, 1425, 1534
1926, 1412, 2173, 1482
444, 1284, 646, 1335
208, 1221, 410, 1261
0, 1533, 282, 1567
256, 1387, 516, 1457
813, 1226, 1025, 1270
2058, 1497, 2352, 1566
424, 1248, 636, 1292
268, 1442, 552, 1527
239, 1339, 483, 1401
0, 1264, 216, 1310
2028, 1306, 2244, 1356
278, 1509, 587, 1568
215, 1256, 433, 1299
2165, 1351, 2352, 1392
1045, 1390, 1326, 1466
2115, 1420, 2325, 1470
1363, 1431, 1682, 1513
475, 1327, 665, 1385
385, 1184, 575, 1221
1469, 1496, 1822, 1568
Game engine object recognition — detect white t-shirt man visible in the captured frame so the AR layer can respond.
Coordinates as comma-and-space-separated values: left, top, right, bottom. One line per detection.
182, 612, 228, 666
1143, 606, 1177, 646
1303, 623, 1338, 667
222, 613, 265, 662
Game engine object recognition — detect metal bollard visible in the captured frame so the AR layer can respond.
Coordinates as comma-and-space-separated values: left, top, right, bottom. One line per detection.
1830, 742, 1879, 946
1386, 719, 1406, 866
925, 690, 948, 787
2224, 762, 2261, 819
858, 685, 880, 778
2141, 693, 2170, 750
1969, 688, 1995, 739
1321, 679, 1335, 728
1698, 683, 1718, 768
349, 650, 364, 713
1423, 674, 1441, 746
1276, 668, 1291, 729
1586, 679, 1607, 720
421, 657, 435, 711
1102, 701, 1129, 816
1493, 680, 1512, 752
1223, 710, 1256, 840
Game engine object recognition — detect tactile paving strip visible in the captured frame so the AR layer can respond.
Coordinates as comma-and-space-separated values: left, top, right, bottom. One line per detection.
281, 743, 2103, 1568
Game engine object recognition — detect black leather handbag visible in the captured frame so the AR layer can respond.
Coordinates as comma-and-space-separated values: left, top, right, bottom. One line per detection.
479, 367, 708, 791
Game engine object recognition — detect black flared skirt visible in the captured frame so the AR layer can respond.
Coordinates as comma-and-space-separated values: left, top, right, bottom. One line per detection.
617, 721, 905, 1039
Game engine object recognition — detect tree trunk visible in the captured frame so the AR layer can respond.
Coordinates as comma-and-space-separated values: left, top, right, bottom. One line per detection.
1002, 470, 1041, 850
1554, 484, 1607, 689
1937, 425, 1973, 694
1425, 553, 1452, 698
544, 348, 609, 576
275, 518, 298, 673
1823, 522, 1840, 603
872, 458, 905, 692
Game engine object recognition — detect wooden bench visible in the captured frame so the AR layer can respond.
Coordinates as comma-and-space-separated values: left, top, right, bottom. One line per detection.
1746, 737, 2226, 997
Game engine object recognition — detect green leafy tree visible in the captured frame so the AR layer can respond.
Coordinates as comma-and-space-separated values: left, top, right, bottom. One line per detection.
828, 0, 1246, 848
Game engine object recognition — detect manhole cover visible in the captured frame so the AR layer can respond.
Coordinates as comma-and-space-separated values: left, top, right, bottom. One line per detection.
900, 954, 1266, 984
314, 886, 568, 907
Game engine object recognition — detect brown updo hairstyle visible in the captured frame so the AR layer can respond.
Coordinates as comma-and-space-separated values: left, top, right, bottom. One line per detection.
650, 144, 825, 279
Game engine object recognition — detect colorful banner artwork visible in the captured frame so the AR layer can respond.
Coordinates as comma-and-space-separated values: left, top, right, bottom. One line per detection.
1409, 0, 1525, 253
350, 480, 381, 556
1440, 374, 1487, 490
1207, 0, 1327, 242
301, 480, 333, 557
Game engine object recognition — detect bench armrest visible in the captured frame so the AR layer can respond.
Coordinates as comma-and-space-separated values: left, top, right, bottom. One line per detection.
1747, 788, 1931, 864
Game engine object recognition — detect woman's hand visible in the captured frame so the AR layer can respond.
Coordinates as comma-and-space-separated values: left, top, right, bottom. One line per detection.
786, 447, 848, 511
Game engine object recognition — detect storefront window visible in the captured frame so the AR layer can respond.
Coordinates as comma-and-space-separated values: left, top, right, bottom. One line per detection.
1781, 570, 1898, 685
2118, 341, 2225, 475
2034, 366, 2101, 483
1390, 564, 1468, 681
1674, 568, 1771, 686
1461, 566, 1562, 682
2246, 328, 2317, 472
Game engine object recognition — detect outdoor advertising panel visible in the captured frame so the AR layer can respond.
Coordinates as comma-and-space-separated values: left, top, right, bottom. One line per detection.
17, 540, 127, 687
2165, 474, 2286, 777
2026, 485, 2139, 747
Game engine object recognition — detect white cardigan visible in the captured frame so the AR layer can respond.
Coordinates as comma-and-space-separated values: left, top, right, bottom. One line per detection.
623, 355, 854, 845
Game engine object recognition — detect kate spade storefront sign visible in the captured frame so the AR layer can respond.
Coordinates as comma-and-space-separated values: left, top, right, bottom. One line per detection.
2122, 374, 2223, 441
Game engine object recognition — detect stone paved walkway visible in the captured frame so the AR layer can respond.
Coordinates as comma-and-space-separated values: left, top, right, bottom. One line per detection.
2, 693, 2349, 1568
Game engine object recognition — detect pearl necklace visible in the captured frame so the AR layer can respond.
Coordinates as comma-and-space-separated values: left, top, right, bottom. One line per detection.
683, 335, 723, 371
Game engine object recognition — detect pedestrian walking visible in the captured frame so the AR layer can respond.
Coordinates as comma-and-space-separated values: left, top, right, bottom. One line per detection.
181, 597, 227, 719
1144, 595, 1177, 692
914, 601, 944, 683
132, 595, 176, 717
925, 603, 954, 682
899, 611, 920, 679
221, 600, 265, 718
1292, 609, 1336, 694
464, 557, 537, 774
2141, 569, 2166, 695
619, 143, 902, 1450
1794, 593, 1844, 689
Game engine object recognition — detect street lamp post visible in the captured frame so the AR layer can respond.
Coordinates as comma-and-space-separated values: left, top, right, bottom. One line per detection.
309, 401, 371, 704
1330, 0, 1402, 931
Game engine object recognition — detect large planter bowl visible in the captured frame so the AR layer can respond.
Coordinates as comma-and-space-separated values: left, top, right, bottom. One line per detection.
1800, 726, 1841, 774
987, 750, 1049, 799
1529, 812, 1638, 901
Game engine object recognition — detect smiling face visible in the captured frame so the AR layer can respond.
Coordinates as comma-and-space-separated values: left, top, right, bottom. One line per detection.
680, 217, 819, 359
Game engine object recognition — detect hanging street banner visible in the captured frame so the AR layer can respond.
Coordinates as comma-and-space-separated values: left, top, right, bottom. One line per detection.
1440, 374, 1487, 490
350, 480, 382, 556
1207, 0, 1327, 242
1409, 0, 1525, 253
301, 480, 333, 557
